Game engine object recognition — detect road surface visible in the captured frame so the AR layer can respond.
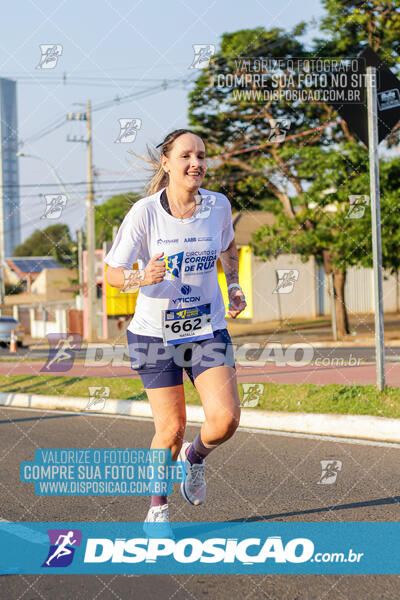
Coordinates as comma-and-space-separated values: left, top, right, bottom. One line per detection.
0, 406, 399, 599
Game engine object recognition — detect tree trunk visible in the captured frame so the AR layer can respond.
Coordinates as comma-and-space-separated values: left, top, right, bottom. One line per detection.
332, 269, 350, 338
322, 251, 350, 339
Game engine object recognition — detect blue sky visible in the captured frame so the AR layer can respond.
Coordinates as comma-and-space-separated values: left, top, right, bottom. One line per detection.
1, 0, 325, 242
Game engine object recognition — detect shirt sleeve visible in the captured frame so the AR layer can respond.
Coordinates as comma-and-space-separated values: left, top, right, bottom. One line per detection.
104, 205, 146, 268
221, 195, 235, 251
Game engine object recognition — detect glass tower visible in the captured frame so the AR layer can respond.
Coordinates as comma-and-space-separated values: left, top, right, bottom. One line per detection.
0, 77, 21, 259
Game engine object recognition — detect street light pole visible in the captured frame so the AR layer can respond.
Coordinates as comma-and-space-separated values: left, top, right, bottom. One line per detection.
16, 152, 70, 198
17, 140, 97, 341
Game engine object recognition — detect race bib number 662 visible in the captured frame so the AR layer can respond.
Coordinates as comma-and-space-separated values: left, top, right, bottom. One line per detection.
162, 303, 213, 346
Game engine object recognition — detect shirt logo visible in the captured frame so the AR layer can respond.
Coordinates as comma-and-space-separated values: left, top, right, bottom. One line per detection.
162, 252, 184, 279
172, 295, 201, 304
42, 529, 82, 567
157, 238, 179, 245
184, 250, 217, 274
184, 237, 196, 243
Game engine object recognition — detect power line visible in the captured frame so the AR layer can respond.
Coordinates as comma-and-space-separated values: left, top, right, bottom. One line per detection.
3, 189, 141, 236
19, 75, 195, 146
7, 74, 191, 83
0, 178, 147, 189
91, 78, 192, 112
4, 63, 190, 77
15, 188, 142, 200
22, 116, 68, 146
2, 201, 84, 236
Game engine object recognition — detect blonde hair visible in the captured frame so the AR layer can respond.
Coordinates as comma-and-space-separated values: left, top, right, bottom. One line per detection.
129, 129, 203, 196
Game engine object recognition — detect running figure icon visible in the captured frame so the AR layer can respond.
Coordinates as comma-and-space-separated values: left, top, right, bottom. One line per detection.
44, 335, 76, 370
45, 531, 77, 566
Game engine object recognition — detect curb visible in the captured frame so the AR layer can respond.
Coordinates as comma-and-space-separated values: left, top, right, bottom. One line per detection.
1, 392, 399, 444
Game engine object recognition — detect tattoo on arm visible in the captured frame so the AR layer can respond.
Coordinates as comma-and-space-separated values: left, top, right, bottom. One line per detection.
225, 269, 239, 286
121, 269, 145, 291
221, 245, 239, 287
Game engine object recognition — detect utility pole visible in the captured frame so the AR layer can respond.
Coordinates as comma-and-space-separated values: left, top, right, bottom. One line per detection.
86, 100, 96, 342
77, 227, 83, 301
67, 103, 96, 342
0, 251, 4, 309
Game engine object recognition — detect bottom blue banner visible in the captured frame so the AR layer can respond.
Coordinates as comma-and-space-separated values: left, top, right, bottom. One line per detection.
0, 522, 398, 574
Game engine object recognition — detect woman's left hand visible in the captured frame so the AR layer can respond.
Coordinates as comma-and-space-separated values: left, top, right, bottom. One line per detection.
228, 289, 247, 318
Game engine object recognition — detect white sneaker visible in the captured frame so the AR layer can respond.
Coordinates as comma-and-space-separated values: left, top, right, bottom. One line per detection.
179, 442, 207, 506
143, 503, 174, 538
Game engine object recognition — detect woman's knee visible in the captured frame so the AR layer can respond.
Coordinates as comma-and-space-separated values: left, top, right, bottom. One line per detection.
224, 415, 240, 439
208, 412, 240, 441
155, 420, 186, 447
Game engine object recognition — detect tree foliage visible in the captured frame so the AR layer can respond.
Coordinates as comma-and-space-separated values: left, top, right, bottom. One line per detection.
95, 192, 138, 247
188, 0, 400, 336
13, 223, 76, 267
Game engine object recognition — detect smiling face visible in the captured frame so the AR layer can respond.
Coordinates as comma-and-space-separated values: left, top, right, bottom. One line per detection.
161, 133, 206, 193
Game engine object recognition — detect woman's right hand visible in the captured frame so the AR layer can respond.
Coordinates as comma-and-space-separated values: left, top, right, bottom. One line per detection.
142, 252, 166, 286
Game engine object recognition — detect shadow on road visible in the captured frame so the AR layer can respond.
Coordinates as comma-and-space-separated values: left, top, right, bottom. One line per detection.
0, 375, 34, 391
0, 413, 83, 425
229, 496, 400, 522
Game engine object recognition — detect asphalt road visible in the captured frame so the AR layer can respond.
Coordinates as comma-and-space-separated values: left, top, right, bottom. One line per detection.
0, 406, 399, 599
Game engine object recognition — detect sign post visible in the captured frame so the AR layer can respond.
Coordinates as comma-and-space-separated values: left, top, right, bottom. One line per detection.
366, 66, 385, 390
328, 47, 400, 390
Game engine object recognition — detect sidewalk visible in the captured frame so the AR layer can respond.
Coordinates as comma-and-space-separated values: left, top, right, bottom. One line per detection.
2, 360, 400, 386
227, 312, 400, 345
25, 312, 400, 349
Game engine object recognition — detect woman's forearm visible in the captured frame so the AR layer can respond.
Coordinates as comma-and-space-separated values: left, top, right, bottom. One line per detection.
106, 266, 145, 290
220, 240, 239, 287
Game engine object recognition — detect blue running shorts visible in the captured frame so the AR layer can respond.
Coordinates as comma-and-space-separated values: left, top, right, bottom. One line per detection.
126, 328, 235, 389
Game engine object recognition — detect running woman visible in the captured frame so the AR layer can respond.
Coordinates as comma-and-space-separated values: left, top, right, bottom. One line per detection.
105, 129, 246, 532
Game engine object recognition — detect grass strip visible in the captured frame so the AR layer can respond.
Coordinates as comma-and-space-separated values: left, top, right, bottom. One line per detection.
0, 376, 399, 418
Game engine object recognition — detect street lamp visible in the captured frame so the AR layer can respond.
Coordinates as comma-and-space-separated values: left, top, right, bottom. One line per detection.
16, 152, 70, 198
16, 151, 84, 304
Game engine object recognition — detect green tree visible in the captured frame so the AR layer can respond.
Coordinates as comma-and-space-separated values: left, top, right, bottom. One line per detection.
252, 145, 400, 334
95, 192, 138, 247
318, 0, 400, 60
189, 25, 310, 213
189, 3, 400, 337
189, 25, 355, 334
13, 223, 76, 267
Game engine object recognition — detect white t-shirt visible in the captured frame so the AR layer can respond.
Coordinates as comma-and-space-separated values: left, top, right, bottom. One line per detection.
104, 187, 235, 338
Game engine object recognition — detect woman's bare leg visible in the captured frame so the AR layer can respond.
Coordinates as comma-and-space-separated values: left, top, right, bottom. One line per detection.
195, 366, 240, 447
146, 384, 187, 460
